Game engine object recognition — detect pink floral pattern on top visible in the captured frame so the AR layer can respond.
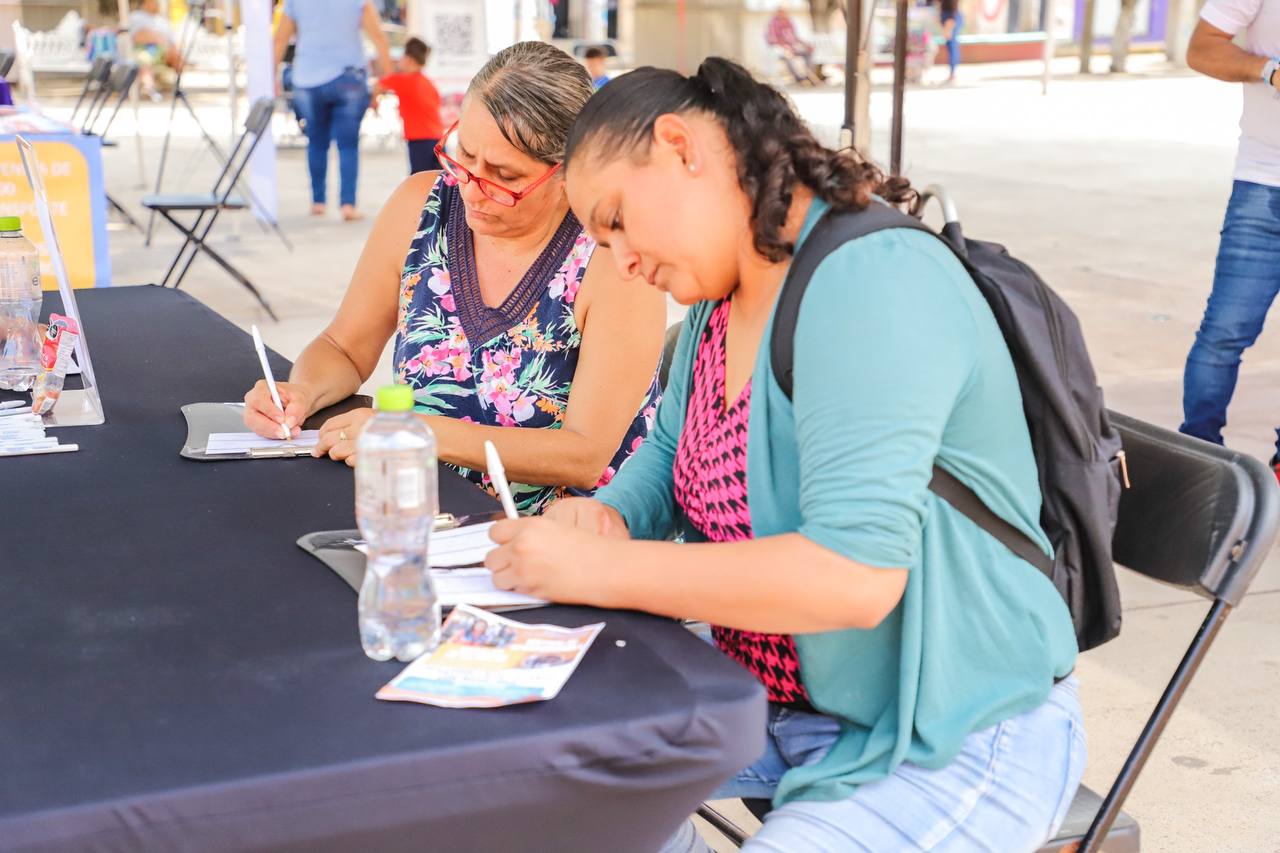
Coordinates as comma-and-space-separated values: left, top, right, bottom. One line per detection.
673, 299, 811, 708
394, 175, 661, 515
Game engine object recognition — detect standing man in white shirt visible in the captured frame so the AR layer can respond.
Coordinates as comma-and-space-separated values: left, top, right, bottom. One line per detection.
1181, 0, 1280, 477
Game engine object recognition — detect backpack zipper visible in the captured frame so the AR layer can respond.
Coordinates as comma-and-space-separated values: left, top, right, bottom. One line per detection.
1018, 258, 1095, 460
1116, 449, 1131, 489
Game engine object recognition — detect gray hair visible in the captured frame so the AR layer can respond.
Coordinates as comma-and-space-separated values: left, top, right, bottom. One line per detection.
467, 41, 593, 165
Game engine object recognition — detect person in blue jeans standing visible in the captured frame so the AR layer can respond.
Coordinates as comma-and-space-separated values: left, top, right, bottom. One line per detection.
274, 0, 392, 221
938, 0, 963, 83
1182, 0, 1280, 476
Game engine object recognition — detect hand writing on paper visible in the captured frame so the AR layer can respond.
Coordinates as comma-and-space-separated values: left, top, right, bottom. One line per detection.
312, 407, 376, 467
485, 516, 616, 606
244, 380, 313, 440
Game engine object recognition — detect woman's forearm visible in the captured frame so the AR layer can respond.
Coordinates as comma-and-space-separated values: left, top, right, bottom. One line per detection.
425, 414, 619, 490
288, 335, 367, 415
595, 533, 908, 634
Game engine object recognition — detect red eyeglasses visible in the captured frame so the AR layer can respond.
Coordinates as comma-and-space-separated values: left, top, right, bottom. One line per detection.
434, 122, 562, 207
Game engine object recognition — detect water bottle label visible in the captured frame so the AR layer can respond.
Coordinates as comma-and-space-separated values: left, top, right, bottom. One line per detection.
396, 467, 425, 510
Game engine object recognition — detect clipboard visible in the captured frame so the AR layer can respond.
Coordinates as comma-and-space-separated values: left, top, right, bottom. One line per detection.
297, 520, 541, 613
180, 394, 372, 461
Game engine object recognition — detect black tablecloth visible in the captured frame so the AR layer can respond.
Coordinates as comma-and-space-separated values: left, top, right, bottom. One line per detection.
0, 286, 765, 853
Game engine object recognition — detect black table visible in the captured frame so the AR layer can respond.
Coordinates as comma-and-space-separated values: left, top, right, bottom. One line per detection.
0, 286, 765, 853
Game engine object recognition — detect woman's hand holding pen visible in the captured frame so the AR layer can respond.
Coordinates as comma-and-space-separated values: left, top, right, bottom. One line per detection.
243, 380, 314, 440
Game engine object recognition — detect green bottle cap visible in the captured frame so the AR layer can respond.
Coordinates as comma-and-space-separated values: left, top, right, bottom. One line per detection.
376, 384, 415, 412
0, 216, 22, 232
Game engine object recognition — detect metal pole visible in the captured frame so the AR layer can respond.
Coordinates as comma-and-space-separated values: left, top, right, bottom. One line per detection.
226, 0, 238, 150
890, 0, 907, 175
841, 0, 860, 150
115, 0, 146, 188
1041, 0, 1057, 94
677, 0, 687, 74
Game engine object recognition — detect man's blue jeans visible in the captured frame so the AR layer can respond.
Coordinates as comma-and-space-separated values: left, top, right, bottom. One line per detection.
1182, 180, 1280, 459
291, 67, 369, 208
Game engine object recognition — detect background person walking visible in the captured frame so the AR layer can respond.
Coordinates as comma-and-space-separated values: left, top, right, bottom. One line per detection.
1180, 0, 1280, 477
274, 0, 393, 221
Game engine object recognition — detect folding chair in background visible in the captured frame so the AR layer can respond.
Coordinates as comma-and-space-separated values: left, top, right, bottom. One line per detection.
142, 97, 278, 321
78, 61, 141, 232
698, 410, 1279, 852
69, 56, 112, 127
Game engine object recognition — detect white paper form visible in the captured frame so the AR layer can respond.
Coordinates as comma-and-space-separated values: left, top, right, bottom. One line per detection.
355, 522, 547, 609
204, 431, 320, 456
432, 569, 546, 609
355, 521, 500, 568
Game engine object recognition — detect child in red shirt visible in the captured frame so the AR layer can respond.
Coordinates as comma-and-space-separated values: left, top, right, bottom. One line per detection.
375, 37, 444, 175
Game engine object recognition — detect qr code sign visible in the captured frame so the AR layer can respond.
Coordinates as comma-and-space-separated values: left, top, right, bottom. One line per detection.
432, 14, 475, 55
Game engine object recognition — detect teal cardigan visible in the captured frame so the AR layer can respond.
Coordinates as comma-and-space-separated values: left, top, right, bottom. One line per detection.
595, 199, 1078, 806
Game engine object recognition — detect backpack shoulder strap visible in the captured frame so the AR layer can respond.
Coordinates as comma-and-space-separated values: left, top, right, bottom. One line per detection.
769, 203, 1054, 578
770, 203, 930, 399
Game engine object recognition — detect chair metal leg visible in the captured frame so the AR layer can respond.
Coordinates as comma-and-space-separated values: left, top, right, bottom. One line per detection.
696, 804, 752, 847
155, 208, 201, 289
168, 207, 222, 293
192, 239, 278, 321
107, 193, 141, 232
153, 205, 278, 319
1080, 599, 1232, 852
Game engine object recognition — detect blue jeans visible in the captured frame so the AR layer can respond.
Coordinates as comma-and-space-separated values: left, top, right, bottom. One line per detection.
291, 67, 370, 208
1182, 180, 1280, 458
941, 12, 963, 74
663, 678, 1087, 852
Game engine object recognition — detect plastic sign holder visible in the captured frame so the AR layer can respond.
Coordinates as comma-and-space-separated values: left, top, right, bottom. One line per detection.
16, 135, 104, 426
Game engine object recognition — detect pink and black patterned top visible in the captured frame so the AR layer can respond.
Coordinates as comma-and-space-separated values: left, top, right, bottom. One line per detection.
673, 299, 812, 709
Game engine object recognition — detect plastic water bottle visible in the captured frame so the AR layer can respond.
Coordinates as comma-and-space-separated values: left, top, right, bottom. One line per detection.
356, 384, 440, 662
0, 217, 42, 392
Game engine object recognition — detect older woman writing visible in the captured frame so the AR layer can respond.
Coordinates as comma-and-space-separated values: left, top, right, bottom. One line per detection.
244, 42, 664, 514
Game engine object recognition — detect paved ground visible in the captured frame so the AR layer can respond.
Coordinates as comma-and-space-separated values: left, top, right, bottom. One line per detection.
73, 53, 1280, 851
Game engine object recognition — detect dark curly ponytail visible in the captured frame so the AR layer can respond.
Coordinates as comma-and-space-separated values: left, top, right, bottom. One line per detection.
566, 57, 915, 262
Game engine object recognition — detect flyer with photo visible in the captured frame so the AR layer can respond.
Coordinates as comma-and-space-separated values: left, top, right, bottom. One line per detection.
376, 605, 605, 709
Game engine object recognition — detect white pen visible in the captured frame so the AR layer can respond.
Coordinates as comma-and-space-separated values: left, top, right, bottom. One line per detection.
0, 439, 58, 451
250, 324, 290, 441
0, 421, 44, 432
0, 400, 25, 410
0, 443, 77, 457
0, 406, 33, 417
484, 440, 519, 520
0, 431, 49, 441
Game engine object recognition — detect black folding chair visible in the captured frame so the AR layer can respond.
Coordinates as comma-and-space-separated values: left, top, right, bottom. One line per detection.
69, 56, 113, 127
79, 61, 142, 232
699, 410, 1279, 852
142, 98, 278, 321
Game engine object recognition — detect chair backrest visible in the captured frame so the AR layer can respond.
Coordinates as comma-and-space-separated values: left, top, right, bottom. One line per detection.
211, 97, 274, 203
70, 55, 112, 125
1108, 411, 1278, 607
0, 49, 15, 79
82, 62, 138, 141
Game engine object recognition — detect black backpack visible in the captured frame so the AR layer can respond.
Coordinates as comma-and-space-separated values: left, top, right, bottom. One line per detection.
771, 203, 1124, 651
